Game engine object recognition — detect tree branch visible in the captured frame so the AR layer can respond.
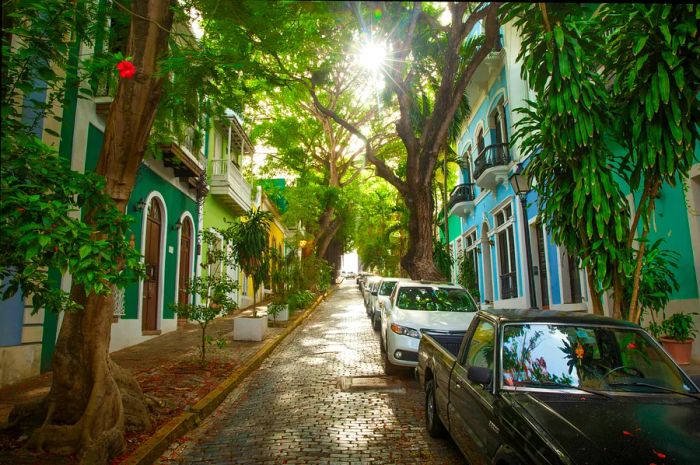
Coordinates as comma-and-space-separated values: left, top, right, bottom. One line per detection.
307, 83, 408, 196
424, 3, 501, 175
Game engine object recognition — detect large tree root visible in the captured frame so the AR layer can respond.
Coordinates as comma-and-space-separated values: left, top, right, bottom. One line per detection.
111, 360, 152, 433
11, 358, 151, 464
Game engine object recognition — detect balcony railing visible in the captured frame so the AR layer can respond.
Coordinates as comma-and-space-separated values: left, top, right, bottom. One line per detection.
500, 271, 518, 300
447, 183, 475, 213
473, 143, 511, 181
210, 158, 252, 214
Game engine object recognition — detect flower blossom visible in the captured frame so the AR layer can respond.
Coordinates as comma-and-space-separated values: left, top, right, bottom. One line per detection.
117, 60, 136, 79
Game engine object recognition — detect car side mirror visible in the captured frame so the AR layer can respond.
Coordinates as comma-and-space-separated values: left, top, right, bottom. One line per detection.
467, 366, 492, 386
372, 291, 378, 296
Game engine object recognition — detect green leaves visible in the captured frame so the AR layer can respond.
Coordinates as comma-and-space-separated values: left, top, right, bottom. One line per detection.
554, 26, 565, 50
1, 130, 144, 314
79, 245, 92, 260
633, 36, 648, 55
657, 63, 670, 104
659, 24, 672, 45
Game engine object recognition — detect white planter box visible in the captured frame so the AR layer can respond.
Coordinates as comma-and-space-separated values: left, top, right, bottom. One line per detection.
267, 305, 289, 322
233, 316, 267, 342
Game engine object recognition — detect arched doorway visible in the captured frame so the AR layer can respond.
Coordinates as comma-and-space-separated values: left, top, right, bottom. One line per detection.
178, 216, 193, 305
480, 222, 494, 304
142, 198, 163, 332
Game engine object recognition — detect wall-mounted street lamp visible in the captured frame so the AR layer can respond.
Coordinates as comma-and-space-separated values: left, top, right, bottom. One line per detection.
508, 162, 538, 309
133, 198, 146, 212
172, 219, 182, 231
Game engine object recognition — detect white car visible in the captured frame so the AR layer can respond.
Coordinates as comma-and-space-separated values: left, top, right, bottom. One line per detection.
381, 282, 478, 375
363, 276, 382, 312
370, 277, 414, 331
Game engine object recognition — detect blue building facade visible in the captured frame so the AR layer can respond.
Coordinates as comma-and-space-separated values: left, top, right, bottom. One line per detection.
445, 20, 699, 347
446, 23, 589, 313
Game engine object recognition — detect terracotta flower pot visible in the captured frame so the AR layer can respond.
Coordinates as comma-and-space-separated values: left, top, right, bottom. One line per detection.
660, 337, 694, 365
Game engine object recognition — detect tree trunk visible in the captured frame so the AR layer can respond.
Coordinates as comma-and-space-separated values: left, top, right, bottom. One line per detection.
200, 322, 207, 366
25, 1, 175, 463
585, 266, 604, 315
401, 185, 443, 281
314, 205, 337, 259
252, 284, 257, 317
316, 216, 343, 261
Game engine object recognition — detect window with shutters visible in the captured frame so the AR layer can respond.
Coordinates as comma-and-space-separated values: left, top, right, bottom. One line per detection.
493, 203, 517, 300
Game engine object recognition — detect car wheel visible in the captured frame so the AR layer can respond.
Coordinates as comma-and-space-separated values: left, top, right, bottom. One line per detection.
383, 343, 399, 376
372, 312, 381, 331
380, 331, 386, 353
425, 379, 446, 438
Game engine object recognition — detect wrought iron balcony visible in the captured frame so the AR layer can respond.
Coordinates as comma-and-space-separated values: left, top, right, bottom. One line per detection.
473, 143, 512, 191
447, 183, 475, 217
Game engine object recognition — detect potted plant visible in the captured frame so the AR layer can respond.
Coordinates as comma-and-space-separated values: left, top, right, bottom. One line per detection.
650, 312, 698, 365
267, 299, 289, 324
227, 208, 273, 341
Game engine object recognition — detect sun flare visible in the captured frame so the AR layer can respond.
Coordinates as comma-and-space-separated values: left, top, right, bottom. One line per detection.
355, 40, 387, 73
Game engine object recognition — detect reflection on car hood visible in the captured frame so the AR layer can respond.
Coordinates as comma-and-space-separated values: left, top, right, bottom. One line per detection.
392, 309, 475, 331
504, 391, 700, 465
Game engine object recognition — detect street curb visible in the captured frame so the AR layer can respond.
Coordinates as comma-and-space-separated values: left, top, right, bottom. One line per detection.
121, 286, 336, 465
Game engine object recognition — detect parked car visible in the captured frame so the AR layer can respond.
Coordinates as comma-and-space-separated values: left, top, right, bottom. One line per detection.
357, 272, 373, 290
418, 308, 700, 465
364, 278, 383, 313
361, 275, 381, 309
380, 281, 478, 375
369, 277, 414, 330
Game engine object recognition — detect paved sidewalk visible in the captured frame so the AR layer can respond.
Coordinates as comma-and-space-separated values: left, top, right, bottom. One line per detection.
0, 298, 315, 464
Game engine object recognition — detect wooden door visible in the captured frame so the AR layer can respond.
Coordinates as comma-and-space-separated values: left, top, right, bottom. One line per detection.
142, 198, 162, 332
536, 224, 550, 309
178, 217, 192, 305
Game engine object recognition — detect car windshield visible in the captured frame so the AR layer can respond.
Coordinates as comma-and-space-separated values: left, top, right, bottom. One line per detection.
501, 323, 697, 394
396, 287, 477, 312
379, 281, 397, 296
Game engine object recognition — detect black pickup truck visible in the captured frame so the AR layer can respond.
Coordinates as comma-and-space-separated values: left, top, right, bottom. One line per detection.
417, 309, 700, 465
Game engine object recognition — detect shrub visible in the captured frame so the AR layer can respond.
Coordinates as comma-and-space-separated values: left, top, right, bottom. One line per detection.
288, 290, 315, 311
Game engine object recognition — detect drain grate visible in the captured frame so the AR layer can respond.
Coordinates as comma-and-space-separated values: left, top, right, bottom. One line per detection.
337, 375, 406, 393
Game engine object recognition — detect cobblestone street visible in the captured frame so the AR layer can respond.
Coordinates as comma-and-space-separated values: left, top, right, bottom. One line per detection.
156, 282, 467, 464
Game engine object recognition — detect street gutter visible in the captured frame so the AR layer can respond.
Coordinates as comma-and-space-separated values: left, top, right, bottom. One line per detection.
120, 286, 336, 465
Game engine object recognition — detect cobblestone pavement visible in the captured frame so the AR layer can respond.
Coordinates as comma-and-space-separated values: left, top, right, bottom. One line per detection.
157, 281, 468, 465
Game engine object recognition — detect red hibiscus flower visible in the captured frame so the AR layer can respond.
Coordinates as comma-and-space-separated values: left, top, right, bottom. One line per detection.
116, 60, 136, 78
627, 342, 637, 350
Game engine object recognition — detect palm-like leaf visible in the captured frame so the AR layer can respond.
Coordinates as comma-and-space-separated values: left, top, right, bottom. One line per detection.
228, 208, 273, 274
